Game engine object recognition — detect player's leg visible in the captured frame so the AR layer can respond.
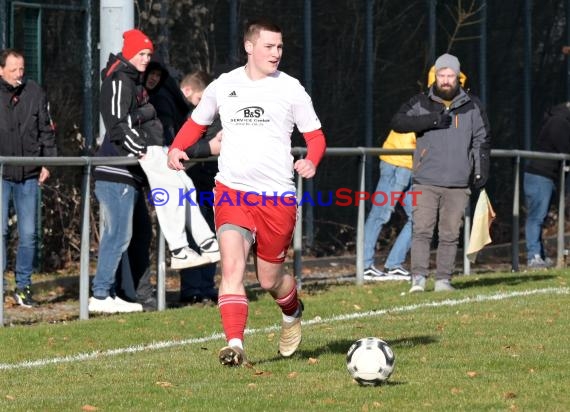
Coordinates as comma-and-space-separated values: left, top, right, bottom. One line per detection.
214, 183, 255, 366
254, 197, 301, 357
217, 226, 252, 366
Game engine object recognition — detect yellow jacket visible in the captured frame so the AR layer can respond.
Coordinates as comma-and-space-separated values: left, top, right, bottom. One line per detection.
380, 130, 416, 169
380, 67, 468, 170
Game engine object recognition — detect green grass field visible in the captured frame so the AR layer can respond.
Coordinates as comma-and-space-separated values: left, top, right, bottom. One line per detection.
0, 270, 568, 411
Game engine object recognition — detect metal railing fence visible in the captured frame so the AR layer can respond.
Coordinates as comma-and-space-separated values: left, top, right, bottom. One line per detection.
0, 148, 568, 325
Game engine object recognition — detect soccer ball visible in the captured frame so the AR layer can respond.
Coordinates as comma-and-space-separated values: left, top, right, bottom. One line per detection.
346, 337, 395, 386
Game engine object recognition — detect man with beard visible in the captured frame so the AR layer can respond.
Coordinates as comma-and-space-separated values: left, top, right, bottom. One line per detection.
391, 53, 491, 293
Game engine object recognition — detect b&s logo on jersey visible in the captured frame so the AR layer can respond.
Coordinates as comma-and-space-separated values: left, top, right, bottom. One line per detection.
230, 106, 270, 126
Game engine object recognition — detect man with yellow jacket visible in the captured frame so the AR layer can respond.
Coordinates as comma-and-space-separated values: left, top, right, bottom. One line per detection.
363, 130, 416, 280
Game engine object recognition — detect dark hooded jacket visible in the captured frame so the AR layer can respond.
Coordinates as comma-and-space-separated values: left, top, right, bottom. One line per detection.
94, 53, 162, 188
0, 77, 57, 182
526, 103, 570, 181
146, 61, 190, 147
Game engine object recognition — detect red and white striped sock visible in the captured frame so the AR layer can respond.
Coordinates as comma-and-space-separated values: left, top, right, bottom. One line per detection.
275, 285, 300, 321
218, 294, 248, 346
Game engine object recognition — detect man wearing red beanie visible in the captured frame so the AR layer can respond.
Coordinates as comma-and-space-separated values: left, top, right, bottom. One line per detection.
90, 28, 158, 313
122, 29, 154, 60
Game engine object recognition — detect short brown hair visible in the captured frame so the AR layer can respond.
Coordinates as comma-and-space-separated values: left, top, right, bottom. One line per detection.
0, 48, 24, 67
180, 70, 212, 92
243, 19, 282, 43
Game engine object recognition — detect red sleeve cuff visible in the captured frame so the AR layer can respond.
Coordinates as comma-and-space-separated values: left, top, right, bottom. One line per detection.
169, 118, 208, 152
303, 129, 326, 167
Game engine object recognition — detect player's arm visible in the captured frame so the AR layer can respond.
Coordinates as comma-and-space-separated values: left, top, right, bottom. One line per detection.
294, 129, 326, 179
167, 118, 208, 170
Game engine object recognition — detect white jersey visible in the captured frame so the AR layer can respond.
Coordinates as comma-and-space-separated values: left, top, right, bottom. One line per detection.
191, 66, 322, 195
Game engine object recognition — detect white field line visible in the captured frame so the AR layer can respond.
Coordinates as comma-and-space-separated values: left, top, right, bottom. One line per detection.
1, 287, 567, 371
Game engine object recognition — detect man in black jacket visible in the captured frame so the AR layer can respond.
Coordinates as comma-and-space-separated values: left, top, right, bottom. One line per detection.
0, 48, 56, 307
90, 29, 157, 314
523, 102, 570, 268
145, 65, 222, 305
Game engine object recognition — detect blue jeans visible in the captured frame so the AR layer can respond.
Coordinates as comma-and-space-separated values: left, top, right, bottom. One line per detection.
523, 172, 555, 260
2, 178, 38, 289
92, 181, 139, 298
363, 161, 413, 268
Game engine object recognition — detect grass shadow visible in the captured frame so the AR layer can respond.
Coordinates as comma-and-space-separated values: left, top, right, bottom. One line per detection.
254, 335, 438, 366
456, 273, 558, 289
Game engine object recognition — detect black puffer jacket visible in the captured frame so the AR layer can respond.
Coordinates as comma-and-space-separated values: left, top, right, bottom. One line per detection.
526, 103, 570, 181
0, 77, 57, 182
146, 61, 190, 147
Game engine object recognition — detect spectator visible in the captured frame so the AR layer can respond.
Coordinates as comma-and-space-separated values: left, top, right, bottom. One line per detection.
363, 68, 467, 281
168, 19, 326, 366
90, 29, 158, 313
0, 48, 57, 307
391, 53, 491, 293
363, 130, 415, 281
144, 65, 222, 305
524, 102, 570, 268
136, 62, 220, 269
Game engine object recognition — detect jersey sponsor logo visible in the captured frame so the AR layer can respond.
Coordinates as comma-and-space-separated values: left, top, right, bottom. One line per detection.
228, 90, 237, 97
235, 106, 264, 118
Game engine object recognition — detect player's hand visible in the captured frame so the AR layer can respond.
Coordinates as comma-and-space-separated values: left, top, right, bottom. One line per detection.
294, 158, 316, 179
167, 147, 189, 170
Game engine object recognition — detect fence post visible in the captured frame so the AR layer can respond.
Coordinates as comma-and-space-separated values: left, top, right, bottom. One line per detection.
511, 155, 521, 272
463, 201, 471, 275
294, 172, 304, 290
79, 162, 91, 320
557, 160, 567, 268
356, 152, 366, 285
157, 230, 166, 310
0, 163, 4, 326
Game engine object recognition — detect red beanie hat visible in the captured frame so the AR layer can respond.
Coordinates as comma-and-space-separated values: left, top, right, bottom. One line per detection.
122, 29, 154, 60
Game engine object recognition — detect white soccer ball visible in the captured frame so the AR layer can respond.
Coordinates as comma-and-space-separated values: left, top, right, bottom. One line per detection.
346, 337, 395, 386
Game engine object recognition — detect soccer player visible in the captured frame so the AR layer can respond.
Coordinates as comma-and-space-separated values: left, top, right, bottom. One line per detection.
167, 19, 326, 366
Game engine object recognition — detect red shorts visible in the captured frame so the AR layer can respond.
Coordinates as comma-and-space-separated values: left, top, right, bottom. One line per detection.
214, 181, 297, 263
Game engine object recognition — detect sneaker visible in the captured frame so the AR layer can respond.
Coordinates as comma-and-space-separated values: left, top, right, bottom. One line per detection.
363, 265, 388, 280
13, 286, 37, 308
385, 266, 411, 278
434, 279, 456, 292
171, 246, 211, 270
544, 257, 554, 267
218, 345, 249, 367
409, 275, 426, 293
200, 237, 221, 263
363, 266, 405, 281
88, 296, 118, 313
527, 254, 549, 269
279, 300, 304, 357
113, 296, 144, 313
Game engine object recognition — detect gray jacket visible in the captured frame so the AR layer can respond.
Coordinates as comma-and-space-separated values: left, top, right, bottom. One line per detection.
391, 87, 491, 188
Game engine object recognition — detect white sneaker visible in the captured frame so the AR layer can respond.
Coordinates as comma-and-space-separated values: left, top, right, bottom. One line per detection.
171, 246, 210, 269
88, 296, 119, 314
113, 296, 143, 313
200, 237, 221, 263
